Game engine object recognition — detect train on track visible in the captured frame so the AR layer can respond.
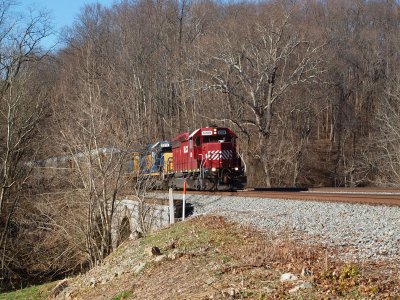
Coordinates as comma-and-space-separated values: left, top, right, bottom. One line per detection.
129, 127, 247, 190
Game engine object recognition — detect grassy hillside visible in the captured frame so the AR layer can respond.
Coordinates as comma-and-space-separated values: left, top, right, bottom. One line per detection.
3, 216, 399, 299
0, 282, 56, 300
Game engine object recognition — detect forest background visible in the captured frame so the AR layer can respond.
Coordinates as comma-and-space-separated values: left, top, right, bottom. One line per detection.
1, 0, 400, 290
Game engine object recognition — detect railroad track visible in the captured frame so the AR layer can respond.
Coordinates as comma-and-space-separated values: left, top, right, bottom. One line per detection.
185, 188, 400, 206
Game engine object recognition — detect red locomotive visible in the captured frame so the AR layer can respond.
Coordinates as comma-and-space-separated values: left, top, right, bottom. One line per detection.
169, 127, 246, 190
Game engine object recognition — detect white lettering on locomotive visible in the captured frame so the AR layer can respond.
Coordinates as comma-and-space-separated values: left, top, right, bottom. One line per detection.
183, 146, 188, 153
202, 130, 213, 136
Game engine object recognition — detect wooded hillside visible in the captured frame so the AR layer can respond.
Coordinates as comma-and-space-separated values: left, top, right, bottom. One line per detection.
1, 0, 400, 290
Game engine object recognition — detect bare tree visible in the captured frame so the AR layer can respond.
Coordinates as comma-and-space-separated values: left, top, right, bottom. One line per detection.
376, 75, 400, 186
0, 0, 51, 284
52, 3, 151, 266
55, 76, 131, 266
197, 3, 325, 186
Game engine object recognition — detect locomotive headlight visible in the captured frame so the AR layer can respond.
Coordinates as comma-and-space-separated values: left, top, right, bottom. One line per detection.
234, 167, 239, 171
211, 167, 217, 172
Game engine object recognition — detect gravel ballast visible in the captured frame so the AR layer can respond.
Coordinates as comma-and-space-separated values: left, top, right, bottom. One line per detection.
159, 194, 400, 261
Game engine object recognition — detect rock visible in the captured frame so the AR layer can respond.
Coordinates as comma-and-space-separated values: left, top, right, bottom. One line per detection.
154, 254, 167, 262
145, 246, 161, 256
133, 262, 146, 274
89, 277, 97, 287
51, 279, 69, 297
130, 230, 143, 240
228, 288, 236, 296
100, 277, 110, 284
167, 249, 183, 260
264, 286, 273, 294
164, 241, 176, 250
64, 289, 72, 300
145, 247, 152, 256
289, 282, 313, 293
280, 273, 298, 282
114, 268, 124, 277
205, 277, 215, 285
301, 267, 312, 277
222, 288, 237, 297
302, 282, 313, 289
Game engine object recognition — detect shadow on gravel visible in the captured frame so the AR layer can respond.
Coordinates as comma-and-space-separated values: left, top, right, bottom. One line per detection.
185, 203, 194, 217
175, 202, 195, 218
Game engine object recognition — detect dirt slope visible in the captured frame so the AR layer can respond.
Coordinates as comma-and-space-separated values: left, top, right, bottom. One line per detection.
52, 216, 399, 299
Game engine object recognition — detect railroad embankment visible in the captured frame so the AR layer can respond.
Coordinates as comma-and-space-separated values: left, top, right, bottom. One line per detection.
184, 194, 400, 261
6, 214, 399, 299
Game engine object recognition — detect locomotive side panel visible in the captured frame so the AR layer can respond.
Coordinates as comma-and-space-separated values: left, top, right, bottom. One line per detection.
172, 132, 195, 173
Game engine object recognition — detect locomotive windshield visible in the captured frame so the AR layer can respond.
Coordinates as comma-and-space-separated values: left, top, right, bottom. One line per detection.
203, 135, 232, 143
161, 146, 172, 152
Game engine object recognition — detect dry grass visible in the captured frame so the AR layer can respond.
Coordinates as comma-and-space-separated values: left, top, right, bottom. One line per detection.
53, 215, 399, 299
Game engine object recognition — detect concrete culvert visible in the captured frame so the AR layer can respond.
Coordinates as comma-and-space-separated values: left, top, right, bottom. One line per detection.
118, 217, 131, 245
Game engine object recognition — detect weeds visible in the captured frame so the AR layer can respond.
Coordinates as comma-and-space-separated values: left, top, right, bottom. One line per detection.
112, 289, 133, 300
0, 282, 56, 300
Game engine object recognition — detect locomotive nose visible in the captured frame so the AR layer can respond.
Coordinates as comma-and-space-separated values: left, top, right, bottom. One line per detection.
205, 142, 236, 169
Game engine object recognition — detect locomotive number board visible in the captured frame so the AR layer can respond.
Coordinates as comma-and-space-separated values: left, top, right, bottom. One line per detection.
202, 130, 213, 135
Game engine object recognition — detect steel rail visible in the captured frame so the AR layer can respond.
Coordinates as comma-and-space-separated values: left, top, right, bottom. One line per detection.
185, 189, 400, 206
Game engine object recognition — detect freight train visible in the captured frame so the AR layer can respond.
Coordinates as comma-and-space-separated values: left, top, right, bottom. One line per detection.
129, 127, 247, 190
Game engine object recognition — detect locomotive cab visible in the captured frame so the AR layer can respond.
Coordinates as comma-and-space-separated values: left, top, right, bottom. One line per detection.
148, 141, 173, 176
128, 141, 173, 180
